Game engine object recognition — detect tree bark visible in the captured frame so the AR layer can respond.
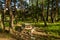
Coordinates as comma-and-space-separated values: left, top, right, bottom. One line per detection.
10, 10, 14, 29
55, 0, 58, 21
51, 0, 54, 23
42, 0, 47, 26
46, 0, 50, 21
2, 10, 5, 31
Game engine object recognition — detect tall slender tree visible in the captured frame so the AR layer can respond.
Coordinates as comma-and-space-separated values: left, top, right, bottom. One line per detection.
36, 0, 39, 22
10, 0, 16, 30
55, 0, 58, 21
51, 0, 54, 23
46, 0, 50, 21
4, 0, 11, 32
2, 0, 11, 31
42, 0, 47, 26
31, 0, 35, 22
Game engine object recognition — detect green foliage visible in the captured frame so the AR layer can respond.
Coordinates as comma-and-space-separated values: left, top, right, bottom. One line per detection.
4, 22, 10, 27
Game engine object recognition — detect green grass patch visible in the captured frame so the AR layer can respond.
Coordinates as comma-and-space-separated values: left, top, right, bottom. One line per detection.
30, 22, 60, 36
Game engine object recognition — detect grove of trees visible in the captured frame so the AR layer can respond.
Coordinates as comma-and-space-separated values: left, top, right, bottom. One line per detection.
0, 0, 60, 32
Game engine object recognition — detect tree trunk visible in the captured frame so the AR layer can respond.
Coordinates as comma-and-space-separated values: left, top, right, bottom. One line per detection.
10, 10, 14, 29
51, 0, 54, 23
46, 0, 50, 21
6, 0, 11, 32
42, 0, 47, 26
2, 10, 5, 31
36, 0, 39, 22
55, 0, 58, 21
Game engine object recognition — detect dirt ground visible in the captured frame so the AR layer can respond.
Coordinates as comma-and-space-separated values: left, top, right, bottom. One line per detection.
0, 38, 16, 40
0, 33, 16, 40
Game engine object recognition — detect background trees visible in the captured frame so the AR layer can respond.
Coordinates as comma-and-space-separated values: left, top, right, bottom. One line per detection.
0, 0, 60, 31
0, 0, 60, 40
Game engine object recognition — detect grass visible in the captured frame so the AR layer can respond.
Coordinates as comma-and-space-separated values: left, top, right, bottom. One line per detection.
1, 20, 60, 37
19, 21, 60, 36
3, 20, 60, 33
32, 22, 60, 36
0, 20, 60, 40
